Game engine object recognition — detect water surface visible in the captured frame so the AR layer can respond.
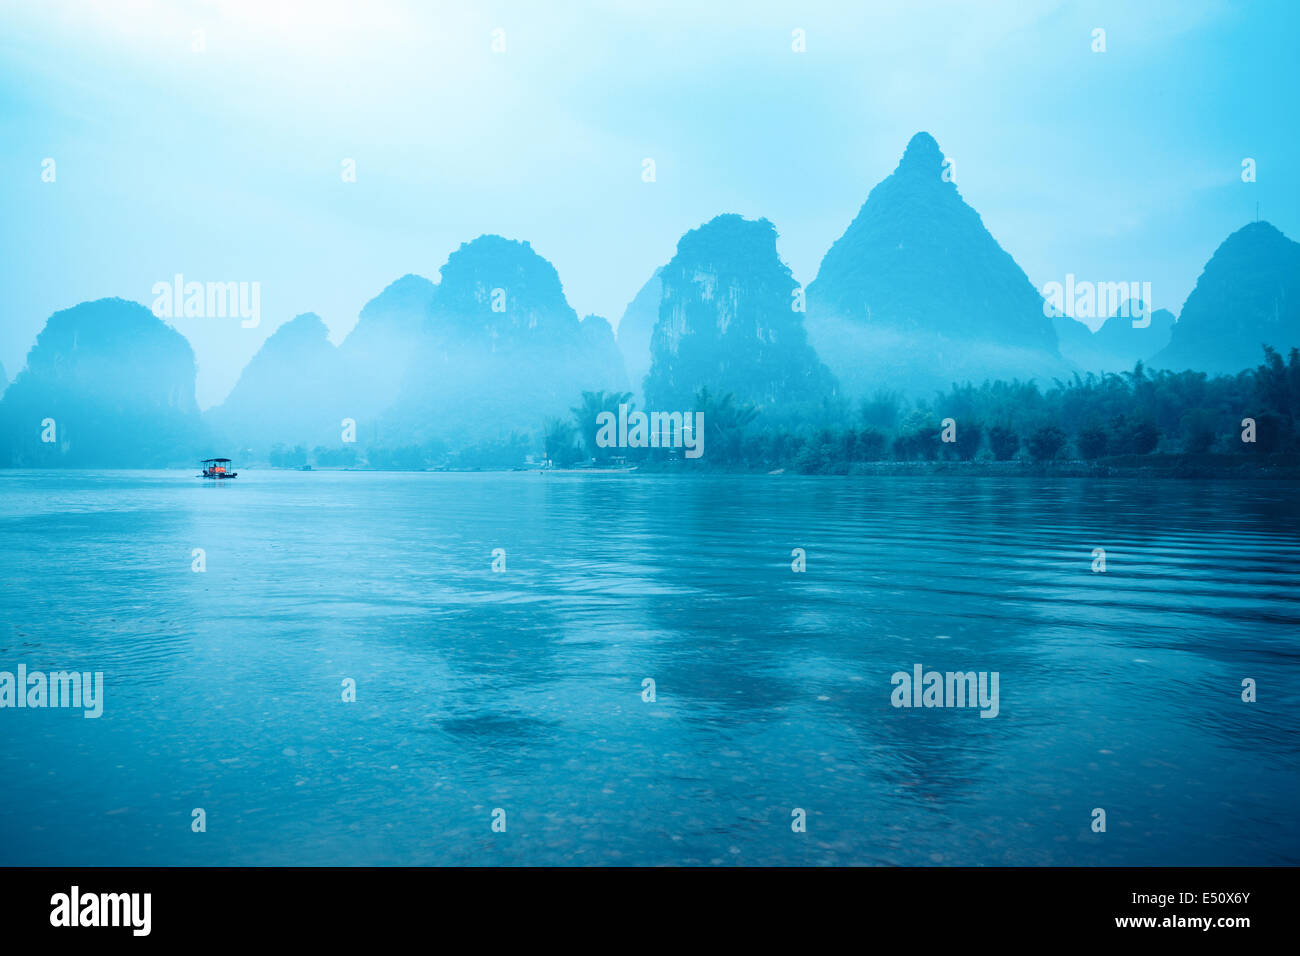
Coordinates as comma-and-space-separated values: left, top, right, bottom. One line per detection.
1, 470, 1296, 865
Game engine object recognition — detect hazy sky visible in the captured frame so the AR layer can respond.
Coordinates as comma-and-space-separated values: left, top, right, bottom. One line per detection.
4, 0, 1297, 407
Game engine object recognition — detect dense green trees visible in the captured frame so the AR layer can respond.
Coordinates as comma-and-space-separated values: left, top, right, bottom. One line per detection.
313, 445, 359, 467
1026, 426, 1067, 462
268, 443, 308, 468
988, 426, 1020, 462
622, 348, 1300, 473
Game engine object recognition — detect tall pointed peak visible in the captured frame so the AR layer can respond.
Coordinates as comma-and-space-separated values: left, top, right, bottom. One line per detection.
896, 131, 945, 177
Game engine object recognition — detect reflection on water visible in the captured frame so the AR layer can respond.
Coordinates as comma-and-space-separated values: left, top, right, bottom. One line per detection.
0, 470, 1296, 865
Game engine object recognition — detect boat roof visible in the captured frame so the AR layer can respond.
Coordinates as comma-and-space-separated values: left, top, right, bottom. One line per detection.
201, 458, 232, 463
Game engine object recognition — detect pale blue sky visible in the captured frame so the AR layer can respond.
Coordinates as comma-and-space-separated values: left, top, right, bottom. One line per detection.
3, 0, 1296, 407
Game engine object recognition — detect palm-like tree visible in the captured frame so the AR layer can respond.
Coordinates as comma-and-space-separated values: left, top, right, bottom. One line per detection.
571, 390, 633, 460
543, 417, 578, 466
694, 386, 758, 435
693, 387, 759, 462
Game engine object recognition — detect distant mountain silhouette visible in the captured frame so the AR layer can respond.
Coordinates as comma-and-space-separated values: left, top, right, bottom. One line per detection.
338, 274, 437, 423
0, 360, 7, 395
1052, 313, 1094, 365
615, 267, 662, 402
207, 313, 345, 452
6, 149, 1295, 466
1054, 300, 1176, 373
806, 132, 1067, 395
0, 298, 200, 466
1094, 301, 1175, 360
644, 214, 835, 413
392, 235, 628, 443
1150, 221, 1300, 374
580, 314, 629, 393
206, 244, 628, 453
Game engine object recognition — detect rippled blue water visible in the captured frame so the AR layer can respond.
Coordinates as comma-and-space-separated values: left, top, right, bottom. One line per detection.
0, 470, 1296, 865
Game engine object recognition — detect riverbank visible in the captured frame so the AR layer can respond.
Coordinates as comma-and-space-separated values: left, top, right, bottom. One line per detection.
633, 453, 1300, 479
5, 453, 1297, 478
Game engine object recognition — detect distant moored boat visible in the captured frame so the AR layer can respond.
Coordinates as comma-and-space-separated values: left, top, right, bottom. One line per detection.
198, 458, 238, 479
